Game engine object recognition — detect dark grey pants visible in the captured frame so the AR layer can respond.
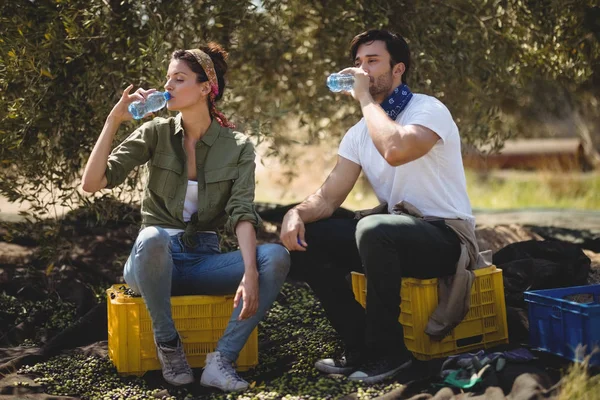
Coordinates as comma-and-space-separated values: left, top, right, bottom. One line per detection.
289, 212, 461, 358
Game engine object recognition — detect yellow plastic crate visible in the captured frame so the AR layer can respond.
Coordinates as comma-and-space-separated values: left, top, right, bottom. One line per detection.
351, 265, 508, 360
107, 285, 258, 376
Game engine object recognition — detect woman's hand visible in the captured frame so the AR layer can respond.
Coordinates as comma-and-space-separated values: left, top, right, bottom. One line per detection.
108, 85, 157, 124
234, 270, 259, 320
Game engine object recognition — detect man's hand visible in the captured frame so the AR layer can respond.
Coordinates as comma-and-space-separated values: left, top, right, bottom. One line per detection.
234, 270, 259, 320
338, 67, 371, 103
280, 208, 308, 251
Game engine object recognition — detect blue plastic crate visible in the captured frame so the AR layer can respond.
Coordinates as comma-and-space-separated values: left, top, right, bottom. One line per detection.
524, 284, 600, 366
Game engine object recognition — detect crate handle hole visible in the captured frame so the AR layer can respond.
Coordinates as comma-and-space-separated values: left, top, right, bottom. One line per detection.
563, 293, 595, 304
456, 335, 483, 347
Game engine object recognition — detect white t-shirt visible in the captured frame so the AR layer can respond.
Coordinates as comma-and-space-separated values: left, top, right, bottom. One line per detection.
338, 93, 474, 224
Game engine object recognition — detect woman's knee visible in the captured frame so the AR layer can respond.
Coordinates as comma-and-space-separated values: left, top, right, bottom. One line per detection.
257, 243, 290, 281
137, 227, 171, 250
132, 227, 172, 272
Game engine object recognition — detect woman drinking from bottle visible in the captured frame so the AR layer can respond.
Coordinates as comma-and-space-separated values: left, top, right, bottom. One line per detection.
82, 42, 290, 392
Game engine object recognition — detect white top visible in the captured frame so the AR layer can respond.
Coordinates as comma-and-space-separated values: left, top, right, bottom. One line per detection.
182, 180, 199, 222
164, 180, 202, 236
338, 93, 474, 224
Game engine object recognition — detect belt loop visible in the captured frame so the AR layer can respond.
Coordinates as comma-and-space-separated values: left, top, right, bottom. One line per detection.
177, 232, 186, 252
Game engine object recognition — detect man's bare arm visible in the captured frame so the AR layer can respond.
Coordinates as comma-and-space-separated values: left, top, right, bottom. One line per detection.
280, 156, 361, 251
295, 156, 361, 222
360, 96, 440, 166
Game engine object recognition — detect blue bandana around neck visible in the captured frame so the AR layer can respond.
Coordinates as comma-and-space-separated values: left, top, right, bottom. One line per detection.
380, 83, 413, 120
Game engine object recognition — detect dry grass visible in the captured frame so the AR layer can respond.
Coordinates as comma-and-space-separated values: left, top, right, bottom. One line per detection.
558, 354, 600, 400
466, 170, 600, 210
255, 143, 600, 211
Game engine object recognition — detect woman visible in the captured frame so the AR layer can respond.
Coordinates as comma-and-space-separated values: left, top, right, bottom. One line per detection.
82, 43, 290, 392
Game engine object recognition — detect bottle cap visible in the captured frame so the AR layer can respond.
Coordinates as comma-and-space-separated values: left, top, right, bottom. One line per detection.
163, 92, 172, 100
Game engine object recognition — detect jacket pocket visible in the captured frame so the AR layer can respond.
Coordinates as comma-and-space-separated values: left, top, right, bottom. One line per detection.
205, 166, 238, 208
148, 152, 183, 198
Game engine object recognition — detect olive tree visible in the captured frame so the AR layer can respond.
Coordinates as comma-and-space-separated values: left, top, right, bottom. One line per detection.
0, 0, 598, 223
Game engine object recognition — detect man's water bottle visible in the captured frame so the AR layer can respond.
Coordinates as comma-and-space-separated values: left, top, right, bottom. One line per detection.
326, 73, 355, 92
128, 91, 171, 120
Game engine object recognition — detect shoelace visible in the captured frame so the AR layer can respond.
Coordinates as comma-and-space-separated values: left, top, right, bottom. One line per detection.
360, 355, 410, 373
217, 356, 242, 381
343, 351, 362, 365
171, 346, 191, 375
161, 344, 191, 375
359, 357, 390, 372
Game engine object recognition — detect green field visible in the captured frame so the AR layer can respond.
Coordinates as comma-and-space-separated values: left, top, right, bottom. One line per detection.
326, 170, 600, 211
466, 170, 600, 210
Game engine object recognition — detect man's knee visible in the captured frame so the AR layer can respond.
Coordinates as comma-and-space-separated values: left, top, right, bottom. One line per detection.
355, 215, 389, 249
303, 219, 328, 244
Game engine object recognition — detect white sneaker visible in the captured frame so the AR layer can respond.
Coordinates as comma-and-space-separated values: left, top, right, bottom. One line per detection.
155, 337, 194, 386
200, 351, 249, 392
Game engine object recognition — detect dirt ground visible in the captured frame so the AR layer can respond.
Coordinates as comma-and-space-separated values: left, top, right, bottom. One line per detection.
2, 203, 598, 272
0, 200, 598, 399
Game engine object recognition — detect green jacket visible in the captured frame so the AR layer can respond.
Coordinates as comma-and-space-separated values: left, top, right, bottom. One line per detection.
105, 114, 261, 242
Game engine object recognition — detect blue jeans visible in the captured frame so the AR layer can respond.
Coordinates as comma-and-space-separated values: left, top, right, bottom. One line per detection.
123, 226, 290, 362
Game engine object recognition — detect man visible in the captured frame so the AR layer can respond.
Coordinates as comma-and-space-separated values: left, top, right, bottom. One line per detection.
279, 29, 475, 384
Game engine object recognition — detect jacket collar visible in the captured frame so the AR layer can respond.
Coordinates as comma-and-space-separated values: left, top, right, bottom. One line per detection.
173, 113, 222, 146
174, 113, 184, 135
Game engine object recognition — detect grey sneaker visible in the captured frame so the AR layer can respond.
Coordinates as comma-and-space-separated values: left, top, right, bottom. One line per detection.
315, 348, 365, 375
200, 351, 249, 392
348, 354, 412, 384
155, 337, 194, 386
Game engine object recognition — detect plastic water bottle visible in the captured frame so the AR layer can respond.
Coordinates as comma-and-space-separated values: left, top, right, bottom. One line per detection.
128, 91, 171, 119
326, 73, 355, 92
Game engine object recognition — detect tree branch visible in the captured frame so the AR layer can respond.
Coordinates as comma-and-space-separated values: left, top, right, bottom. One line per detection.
429, 0, 504, 41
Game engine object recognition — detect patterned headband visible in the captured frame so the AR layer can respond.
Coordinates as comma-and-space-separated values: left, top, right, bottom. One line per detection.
186, 49, 234, 128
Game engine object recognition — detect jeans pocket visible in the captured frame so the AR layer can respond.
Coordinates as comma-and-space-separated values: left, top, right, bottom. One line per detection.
170, 234, 184, 253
